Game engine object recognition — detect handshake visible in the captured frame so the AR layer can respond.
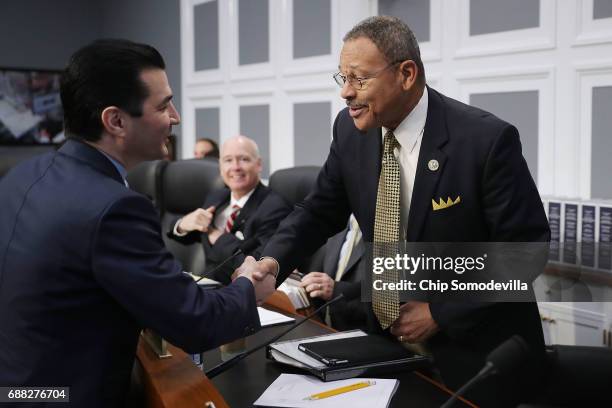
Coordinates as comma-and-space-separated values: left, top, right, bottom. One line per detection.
233, 256, 280, 304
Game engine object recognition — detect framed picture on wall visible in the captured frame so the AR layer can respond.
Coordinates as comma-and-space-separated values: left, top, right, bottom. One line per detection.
0, 68, 64, 145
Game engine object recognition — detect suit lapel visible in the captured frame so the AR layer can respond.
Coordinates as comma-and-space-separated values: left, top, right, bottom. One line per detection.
205, 188, 230, 210
323, 228, 364, 280
231, 183, 267, 232
406, 87, 449, 241
323, 230, 346, 277
342, 239, 364, 278
359, 127, 382, 242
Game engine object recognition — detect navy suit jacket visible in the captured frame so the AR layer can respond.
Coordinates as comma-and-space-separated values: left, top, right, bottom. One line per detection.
263, 87, 550, 405
0, 140, 260, 406
168, 183, 291, 284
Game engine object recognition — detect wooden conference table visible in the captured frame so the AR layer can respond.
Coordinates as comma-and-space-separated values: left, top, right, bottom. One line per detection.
135, 302, 476, 408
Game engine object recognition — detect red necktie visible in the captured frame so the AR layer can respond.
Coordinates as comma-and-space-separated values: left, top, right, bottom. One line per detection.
225, 204, 241, 233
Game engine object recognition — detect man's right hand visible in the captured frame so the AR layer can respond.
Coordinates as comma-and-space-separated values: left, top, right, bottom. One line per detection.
232, 256, 278, 282
235, 256, 276, 304
177, 206, 215, 233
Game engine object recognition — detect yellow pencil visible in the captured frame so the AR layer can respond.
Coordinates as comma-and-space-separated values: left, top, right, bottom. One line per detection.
303, 380, 376, 400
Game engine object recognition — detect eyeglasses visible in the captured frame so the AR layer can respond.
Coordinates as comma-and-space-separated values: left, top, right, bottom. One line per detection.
333, 60, 404, 90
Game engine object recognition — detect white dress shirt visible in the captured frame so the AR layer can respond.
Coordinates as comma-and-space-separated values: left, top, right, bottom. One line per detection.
212, 188, 255, 234
381, 87, 429, 240
335, 214, 362, 281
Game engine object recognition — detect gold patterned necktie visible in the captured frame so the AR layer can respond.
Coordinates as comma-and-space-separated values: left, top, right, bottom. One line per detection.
372, 130, 401, 329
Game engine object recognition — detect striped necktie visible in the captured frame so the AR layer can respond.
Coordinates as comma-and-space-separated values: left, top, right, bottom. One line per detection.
225, 204, 241, 233
372, 130, 401, 329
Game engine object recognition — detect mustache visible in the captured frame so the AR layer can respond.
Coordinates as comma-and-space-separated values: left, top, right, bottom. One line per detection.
346, 100, 367, 109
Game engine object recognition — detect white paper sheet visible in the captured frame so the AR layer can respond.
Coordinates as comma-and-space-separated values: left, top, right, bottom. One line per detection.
254, 374, 399, 408
257, 307, 296, 327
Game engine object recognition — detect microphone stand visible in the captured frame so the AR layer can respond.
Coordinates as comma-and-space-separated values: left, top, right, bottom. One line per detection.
194, 238, 258, 284
440, 363, 495, 408
205, 294, 345, 379
194, 250, 243, 284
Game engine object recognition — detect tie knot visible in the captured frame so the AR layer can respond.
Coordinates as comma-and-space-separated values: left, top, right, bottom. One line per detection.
383, 130, 400, 154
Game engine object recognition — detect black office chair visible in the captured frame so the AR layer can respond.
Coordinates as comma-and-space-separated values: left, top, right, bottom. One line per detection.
126, 160, 167, 211
521, 344, 612, 407
160, 158, 224, 274
268, 165, 320, 206
268, 166, 321, 271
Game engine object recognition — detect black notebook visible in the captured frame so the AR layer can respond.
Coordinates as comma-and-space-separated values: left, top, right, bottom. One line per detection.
298, 334, 415, 367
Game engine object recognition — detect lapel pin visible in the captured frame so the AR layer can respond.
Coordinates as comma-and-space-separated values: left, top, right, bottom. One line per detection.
428, 159, 439, 172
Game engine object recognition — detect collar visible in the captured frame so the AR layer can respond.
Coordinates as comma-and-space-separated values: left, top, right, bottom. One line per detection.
230, 187, 256, 208
58, 139, 124, 185
97, 150, 128, 182
382, 86, 429, 153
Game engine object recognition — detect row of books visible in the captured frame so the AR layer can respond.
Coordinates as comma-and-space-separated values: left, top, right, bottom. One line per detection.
543, 197, 612, 271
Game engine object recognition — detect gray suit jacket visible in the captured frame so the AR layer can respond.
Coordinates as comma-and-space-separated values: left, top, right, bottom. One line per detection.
306, 227, 367, 331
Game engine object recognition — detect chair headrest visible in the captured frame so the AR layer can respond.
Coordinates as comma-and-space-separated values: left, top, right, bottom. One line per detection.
268, 166, 320, 206
161, 158, 224, 214
126, 160, 167, 202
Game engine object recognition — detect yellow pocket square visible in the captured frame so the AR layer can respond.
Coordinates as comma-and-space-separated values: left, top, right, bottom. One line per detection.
432, 196, 461, 211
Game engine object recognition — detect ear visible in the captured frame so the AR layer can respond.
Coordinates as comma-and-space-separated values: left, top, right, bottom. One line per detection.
398, 60, 419, 91
100, 106, 128, 138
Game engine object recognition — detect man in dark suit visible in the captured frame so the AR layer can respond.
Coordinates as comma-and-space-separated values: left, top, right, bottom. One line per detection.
0, 40, 275, 407
242, 16, 550, 406
168, 135, 291, 284
301, 215, 368, 331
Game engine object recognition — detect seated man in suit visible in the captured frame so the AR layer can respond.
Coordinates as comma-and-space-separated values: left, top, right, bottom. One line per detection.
0, 39, 275, 407
300, 215, 368, 331
169, 135, 291, 284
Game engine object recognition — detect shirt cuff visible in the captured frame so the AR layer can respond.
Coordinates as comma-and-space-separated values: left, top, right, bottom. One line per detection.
173, 218, 188, 237
259, 256, 280, 278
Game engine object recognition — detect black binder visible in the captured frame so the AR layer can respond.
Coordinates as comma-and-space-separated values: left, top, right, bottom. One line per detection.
267, 333, 431, 382
297, 334, 414, 366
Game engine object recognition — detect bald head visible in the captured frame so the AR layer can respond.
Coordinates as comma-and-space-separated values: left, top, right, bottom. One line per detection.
219, 135, 262, 199
220, 135, 260, 159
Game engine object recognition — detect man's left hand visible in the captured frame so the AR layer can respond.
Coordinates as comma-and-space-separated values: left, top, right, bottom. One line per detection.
389, 302, 439, 343
207, 228, 223, 244
300, 272, 334, 301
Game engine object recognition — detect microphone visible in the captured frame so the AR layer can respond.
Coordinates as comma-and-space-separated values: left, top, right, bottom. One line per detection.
195, 237, 259, 284
205, 293, 345, 379
440, 335, 530, 408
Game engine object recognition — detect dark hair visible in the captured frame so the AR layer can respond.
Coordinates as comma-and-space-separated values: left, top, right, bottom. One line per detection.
196, 138, 220, 158
343, 16, 425, 85
60, 39, 165, 141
